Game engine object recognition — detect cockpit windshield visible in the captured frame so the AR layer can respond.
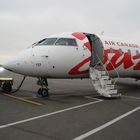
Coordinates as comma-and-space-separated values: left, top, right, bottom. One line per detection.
37, 38, 57, 45
55, 38, 77, 46
35, 38, 77, 46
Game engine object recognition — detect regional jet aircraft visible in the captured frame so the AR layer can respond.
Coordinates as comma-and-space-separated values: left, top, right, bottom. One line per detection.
1, 32, 140, 98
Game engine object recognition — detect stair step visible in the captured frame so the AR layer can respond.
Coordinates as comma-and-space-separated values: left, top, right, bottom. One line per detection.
89, 66, 121, 99
101, 71, 107, 75
105, 84, 115, 89
103, 80, 112, 84
90, 75, 97, 80
102, 93, 121, 98
109, 93, 121, 98
95, 65, 104, 71
107, 89, 117, 94
101, 76, 109, 80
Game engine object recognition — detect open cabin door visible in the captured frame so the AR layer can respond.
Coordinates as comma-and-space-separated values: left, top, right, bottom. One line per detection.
84, 33, 121, 98
84, 33, 104, 66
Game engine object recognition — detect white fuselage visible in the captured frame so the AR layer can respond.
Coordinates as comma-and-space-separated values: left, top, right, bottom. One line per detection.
3, 32, 140, 79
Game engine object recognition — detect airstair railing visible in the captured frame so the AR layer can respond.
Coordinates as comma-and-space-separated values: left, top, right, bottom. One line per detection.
92, 52, 120, 85
108, 59, 120, 85
95, 54, 109, 76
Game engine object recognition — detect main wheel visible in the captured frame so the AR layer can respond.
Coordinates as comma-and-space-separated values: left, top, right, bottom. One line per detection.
37, 88, 49, 98
2, 82, 12, 93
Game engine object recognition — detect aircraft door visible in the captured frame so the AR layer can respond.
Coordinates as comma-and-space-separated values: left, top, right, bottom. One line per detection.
84, 34, 104, 66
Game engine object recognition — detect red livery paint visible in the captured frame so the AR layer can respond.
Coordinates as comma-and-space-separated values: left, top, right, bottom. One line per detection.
105, 49, 140, 71
69, 48, 140, 75
72, 32, 86, 40
68, 57, 91, 75
69, 33, 91, 75
132, 54, 140, 70
105, 49, 134, 70
84, 42, 91, 52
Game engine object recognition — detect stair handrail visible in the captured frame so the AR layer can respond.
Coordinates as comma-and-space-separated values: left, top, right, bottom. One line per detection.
107, 56, 120, 84
95, 52, 120, 85
95, 54, 110, 77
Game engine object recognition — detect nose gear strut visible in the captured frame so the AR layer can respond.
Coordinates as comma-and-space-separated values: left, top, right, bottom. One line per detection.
37, 78, 49, 98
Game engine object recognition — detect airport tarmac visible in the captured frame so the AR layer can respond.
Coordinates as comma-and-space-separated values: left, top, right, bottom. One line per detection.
0, 76, 140, 140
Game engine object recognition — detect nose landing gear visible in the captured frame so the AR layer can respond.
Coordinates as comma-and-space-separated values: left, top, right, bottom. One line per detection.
37, 78, 49, 98
38, 88, 49, 97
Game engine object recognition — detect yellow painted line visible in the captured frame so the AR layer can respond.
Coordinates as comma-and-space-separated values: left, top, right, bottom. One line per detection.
4, 93, 43, 106
23, 96, 38, 99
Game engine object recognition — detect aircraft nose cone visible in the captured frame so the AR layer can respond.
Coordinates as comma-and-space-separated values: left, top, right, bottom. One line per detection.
2, 48, 33, 74
2, 60, 19, 72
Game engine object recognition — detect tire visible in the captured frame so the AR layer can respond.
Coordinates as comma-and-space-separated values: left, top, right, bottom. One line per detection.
37, 88, 42, 95
2, 82, 12, 93
38, 88, 49, 97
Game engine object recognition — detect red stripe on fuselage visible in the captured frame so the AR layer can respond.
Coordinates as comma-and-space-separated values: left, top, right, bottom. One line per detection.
84, 42, 91, 52
69, 32, 91, 75
72, 32, 86, 40
69, 47, 140, 75
68, 57, 91, 75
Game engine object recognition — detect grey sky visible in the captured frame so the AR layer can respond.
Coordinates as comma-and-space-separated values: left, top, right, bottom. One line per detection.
0, 0, 140, 62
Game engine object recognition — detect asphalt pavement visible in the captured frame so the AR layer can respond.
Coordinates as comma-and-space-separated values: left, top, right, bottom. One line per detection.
0, 73, 139, 140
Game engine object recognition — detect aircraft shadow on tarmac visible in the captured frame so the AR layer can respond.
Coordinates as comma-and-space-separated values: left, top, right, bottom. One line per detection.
116, 79, 140, 95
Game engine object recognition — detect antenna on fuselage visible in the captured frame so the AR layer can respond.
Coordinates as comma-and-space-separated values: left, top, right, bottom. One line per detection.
100, 31, 104, 35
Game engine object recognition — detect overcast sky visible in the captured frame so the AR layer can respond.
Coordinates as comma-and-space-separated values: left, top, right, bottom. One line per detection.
0, 0, 140, 63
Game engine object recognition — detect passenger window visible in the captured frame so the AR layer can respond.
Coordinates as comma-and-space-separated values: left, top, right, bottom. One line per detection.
136, 50, 139, 55
55, 38, 77, 46
119, 48, 123, 54
128, 49, 131, 55
110, 48, 114, 53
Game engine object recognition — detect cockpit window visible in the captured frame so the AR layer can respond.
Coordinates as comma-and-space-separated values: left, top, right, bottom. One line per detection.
55, 38, 77, 46
35, 38, 77, 46
36, 38, 57, 45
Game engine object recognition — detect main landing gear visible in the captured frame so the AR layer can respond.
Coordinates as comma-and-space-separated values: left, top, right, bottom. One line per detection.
37, 78, 49, 98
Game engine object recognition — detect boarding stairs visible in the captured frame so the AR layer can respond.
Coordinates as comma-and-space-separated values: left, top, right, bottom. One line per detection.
89, 57, 121, 98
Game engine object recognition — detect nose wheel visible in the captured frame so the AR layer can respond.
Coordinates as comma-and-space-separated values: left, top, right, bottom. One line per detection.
38, 88, 49, 97
37, 78, 49, 98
